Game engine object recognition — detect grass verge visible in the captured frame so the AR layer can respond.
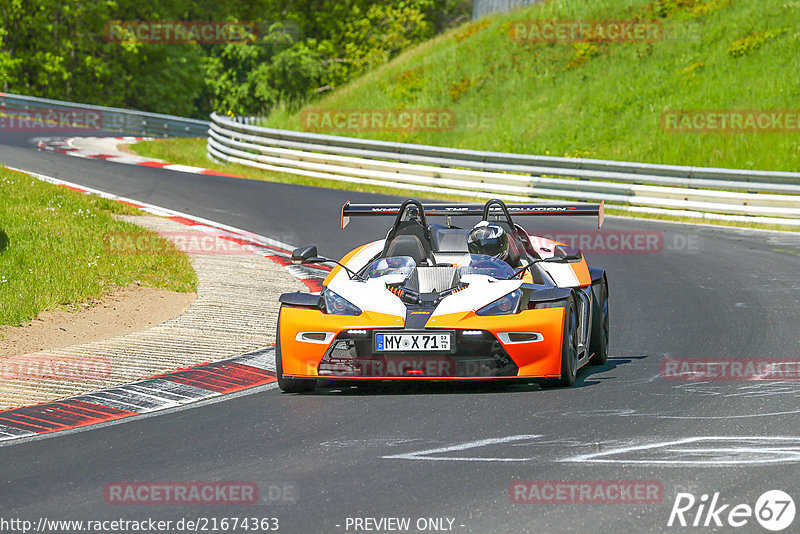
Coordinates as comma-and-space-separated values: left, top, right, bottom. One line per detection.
0, 166, 197, 327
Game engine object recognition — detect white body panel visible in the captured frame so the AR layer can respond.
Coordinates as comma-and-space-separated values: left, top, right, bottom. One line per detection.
328, 276, 408, 318
328, 231, 584, 320
528, 234, 582, 288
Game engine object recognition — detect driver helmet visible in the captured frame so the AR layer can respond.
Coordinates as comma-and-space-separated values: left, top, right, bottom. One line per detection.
467, 221, 509, 261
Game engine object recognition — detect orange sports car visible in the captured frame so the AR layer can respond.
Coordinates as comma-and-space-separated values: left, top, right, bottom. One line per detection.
276, 198, 608, 392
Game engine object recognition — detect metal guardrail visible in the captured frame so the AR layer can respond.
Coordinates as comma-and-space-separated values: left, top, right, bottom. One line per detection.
207, 112, 800, 225
0, 92, 207, 137
472, 0, 543, 20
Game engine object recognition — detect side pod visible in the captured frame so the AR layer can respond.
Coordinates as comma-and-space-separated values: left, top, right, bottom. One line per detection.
527, 287, 572, 309
589, 267, 606, 286
279, 292, 322, 309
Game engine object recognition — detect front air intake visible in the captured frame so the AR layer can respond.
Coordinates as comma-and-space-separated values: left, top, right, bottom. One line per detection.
406, 266, 458, 293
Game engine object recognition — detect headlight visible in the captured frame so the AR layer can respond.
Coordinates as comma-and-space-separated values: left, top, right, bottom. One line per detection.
476, 289, 522, 316
323, 290, 362, 316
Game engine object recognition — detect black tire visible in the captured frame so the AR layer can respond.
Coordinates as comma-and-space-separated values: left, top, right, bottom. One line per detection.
275, 314, 316, 393
589, 275, 609, 365
543, 295, 578, 387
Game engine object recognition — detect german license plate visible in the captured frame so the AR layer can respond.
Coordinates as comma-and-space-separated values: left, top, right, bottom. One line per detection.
375, 332, 452, 352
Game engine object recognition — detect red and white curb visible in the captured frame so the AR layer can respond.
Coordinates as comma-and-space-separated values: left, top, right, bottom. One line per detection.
0, 347, 276, 441
35, 136, 242, 178
0, 166, 330, 442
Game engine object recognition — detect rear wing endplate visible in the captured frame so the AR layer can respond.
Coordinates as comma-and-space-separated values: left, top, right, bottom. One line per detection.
341, 200, 605, 229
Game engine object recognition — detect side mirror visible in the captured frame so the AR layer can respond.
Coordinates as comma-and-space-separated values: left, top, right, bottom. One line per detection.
292, 245, 319, 265
546, 245, 583, 263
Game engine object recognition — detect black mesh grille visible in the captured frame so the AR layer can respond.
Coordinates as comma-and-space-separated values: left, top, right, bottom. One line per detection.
415, 267, 458, 293
577, 292, 588, 346
404, 266, 458, 293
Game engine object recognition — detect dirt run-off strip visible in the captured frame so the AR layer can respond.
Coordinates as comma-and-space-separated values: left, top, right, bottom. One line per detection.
0, 215, 305, 409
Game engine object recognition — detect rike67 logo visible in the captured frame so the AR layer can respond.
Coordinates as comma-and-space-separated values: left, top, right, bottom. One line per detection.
668, 490, 796, 531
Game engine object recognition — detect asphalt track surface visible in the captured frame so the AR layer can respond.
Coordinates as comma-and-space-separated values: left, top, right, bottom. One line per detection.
2, 131, 800, 533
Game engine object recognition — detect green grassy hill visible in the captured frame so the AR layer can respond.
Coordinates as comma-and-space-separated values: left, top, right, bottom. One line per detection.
264, 0, 800, 171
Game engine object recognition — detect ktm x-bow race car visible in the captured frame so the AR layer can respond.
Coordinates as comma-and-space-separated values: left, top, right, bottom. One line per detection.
276, 199, 609, 392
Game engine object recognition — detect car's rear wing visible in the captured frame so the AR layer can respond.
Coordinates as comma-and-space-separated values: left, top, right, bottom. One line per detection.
341, 200, 605, 229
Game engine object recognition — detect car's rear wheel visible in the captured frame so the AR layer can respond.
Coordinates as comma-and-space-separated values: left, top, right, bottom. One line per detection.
589, 275, 609, 365
543, 295, 578, 388
276, 315, 316, 393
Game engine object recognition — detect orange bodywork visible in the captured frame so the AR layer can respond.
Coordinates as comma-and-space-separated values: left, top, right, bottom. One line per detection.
279, 308, 403, 376
426, 309, 565, 377
571, 256, 592, 287
278, 305, 566, 380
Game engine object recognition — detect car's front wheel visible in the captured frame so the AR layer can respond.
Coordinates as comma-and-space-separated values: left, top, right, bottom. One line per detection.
543, 295, 578, 388
589, 275, 609, 365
